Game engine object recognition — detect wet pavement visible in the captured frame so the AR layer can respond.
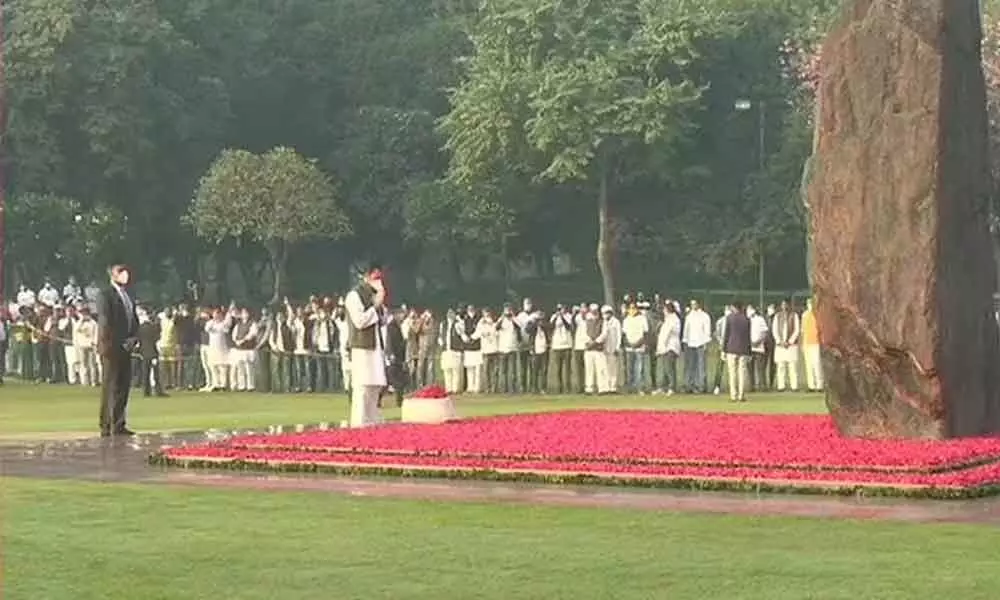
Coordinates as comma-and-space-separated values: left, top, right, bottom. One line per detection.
3, 426, 1000, 525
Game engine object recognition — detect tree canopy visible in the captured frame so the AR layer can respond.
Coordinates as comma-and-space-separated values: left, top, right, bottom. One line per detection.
189, 147, 351, 302
0, 0, 897, 304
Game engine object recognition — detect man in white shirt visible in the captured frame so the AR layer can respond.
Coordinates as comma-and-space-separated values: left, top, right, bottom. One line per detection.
16, 285, 36, 309
38, 280, 60, 308
747, 305, 770, 392
681, 300, 712, 393
549, 305, 575, 393
204, 304, 235, 391
655, 301, 682, 394
476, 310, 500, 393
601, 305, 622, 393
621, 303, 650, 394
496, 305, 519, 393
84, 281, 101, 311
63, 277, 83, 305
334, 302, 351, 392
73, 307, 98, 386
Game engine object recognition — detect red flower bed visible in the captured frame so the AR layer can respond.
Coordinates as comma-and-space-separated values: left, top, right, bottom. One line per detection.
151, 411, 1000, 499
219, 411, 1000, 473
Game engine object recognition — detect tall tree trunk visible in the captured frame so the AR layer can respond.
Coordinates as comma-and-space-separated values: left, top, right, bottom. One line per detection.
267, 240, 287, 306
596, 163, 615, 307
449, 247, 465, 287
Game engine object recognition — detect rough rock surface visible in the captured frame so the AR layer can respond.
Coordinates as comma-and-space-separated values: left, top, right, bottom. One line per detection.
808, 0, 1000, 439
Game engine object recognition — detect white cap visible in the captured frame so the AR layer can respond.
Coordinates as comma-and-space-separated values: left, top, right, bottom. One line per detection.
589, 303, 599, 311
601, 305, 612, 313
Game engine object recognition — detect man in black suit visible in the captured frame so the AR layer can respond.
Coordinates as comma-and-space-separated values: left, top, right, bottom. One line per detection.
96, 264, 140, 437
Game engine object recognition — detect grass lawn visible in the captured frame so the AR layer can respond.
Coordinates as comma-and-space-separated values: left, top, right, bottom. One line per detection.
8, 382, 985, 600
0, 379, 826, 436
3, 478, 1000, 600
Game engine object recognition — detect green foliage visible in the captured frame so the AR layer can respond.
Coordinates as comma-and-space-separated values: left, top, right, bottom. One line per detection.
190, 147, 351, 249
5, 193, 127, 281
443, 0, 731, 185
403, 179, 513, 246
1, 0, 832, 298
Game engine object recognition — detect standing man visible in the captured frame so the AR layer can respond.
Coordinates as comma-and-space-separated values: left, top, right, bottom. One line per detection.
382, 307, 407, 408
681, 300, 712, 394
621, 303, 649, 394
549, 305, 574, 394
344, 264, 387, 427
655, 301, 682, 395
772, 299, 801, 392
136, 307, 167, 397
96, 264, 139, 437
722, 302, 752, 403
801, 298, 823, 392
438, 308, 465, 394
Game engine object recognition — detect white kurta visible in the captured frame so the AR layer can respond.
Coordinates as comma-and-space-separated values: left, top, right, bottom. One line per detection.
344, 290, 387, 387
345, 289, 386, 428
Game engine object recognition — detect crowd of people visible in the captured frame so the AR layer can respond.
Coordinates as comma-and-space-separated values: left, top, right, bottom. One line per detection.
0, 277, 824, 401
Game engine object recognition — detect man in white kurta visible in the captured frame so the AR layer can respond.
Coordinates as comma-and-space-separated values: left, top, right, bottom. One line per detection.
344, 273, 387, 427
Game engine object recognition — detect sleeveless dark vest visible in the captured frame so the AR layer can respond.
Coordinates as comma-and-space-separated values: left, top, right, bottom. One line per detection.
234, 320, 255, 349
348, 284, 378, 350
586, 317, 602, 341
463, 317, 480, 351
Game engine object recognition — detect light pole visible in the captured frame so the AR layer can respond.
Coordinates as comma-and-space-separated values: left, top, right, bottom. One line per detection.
735, 98, 766, 310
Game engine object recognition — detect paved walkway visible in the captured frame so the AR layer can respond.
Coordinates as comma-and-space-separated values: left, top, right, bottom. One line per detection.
3, 427, 1000, 525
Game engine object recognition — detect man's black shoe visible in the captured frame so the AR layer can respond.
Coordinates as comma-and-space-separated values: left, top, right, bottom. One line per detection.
114, 428, 137, 436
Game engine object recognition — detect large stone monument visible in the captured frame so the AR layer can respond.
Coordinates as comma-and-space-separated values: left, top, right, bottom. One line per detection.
808, 0, 1000, 439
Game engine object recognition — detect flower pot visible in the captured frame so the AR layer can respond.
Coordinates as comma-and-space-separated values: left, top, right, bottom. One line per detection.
401, 396, 457, 424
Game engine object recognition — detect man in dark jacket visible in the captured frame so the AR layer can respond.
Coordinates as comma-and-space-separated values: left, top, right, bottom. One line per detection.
722, 301, 752, 403
136, 307, 167, 398
381, 307, 408, 408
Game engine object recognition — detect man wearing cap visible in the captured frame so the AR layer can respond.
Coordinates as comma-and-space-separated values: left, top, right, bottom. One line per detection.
344, 264, 388, 427
583, 304, 607, 394
601, 304, 623, 393
73, 306, 98, 386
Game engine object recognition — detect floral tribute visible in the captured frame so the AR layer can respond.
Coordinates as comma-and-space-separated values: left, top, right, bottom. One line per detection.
151, 411, 1000, 499
408, 385, 449, 399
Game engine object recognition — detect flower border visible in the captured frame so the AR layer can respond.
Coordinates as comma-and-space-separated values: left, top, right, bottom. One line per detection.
148, 452, 1000, 500
217, 443, 1000, 476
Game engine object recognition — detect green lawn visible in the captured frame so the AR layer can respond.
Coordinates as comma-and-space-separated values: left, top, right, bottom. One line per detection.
3, 479, 999, 600
7, 381, 990, 600
0, 379, 826, 436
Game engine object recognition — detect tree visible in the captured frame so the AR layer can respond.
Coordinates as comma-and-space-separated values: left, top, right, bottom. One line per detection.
442, 0, 728, 305
188, 147, 351, 302
6, 193, 80, 283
